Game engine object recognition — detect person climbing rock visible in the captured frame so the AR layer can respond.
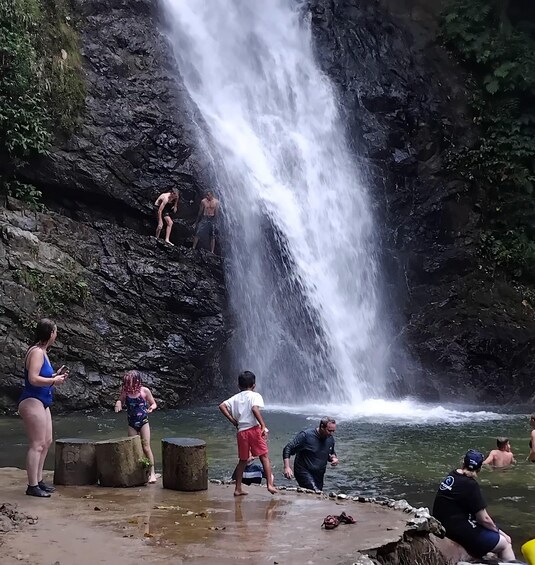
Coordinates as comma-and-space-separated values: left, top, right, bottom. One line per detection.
282, 417, 338, 492
192, 190, 219, 253
154, 188, 179, 245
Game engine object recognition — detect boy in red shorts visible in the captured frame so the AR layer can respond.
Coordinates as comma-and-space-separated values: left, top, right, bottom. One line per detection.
219, 371, 277, 496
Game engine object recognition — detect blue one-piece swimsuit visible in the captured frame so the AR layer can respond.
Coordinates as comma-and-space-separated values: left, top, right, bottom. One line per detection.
125, 395, 149, 432
18, 356, 55, 408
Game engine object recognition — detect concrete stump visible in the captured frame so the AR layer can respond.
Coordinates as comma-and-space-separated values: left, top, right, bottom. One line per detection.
162, 438, 208, 491
95, 436, 148, 487
54, 438, 97, 486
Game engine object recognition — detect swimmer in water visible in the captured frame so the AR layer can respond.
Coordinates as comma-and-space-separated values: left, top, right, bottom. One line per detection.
483, 437, 515, 468
529, 415, 535, 462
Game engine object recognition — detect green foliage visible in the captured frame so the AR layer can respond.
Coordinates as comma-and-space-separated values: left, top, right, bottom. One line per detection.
3, 179, 43, 208
37, 0, 86, 134
139, 456, 152, 470
0, 0, 50, 160
14, 266, 91, 317
0, 0, 85, 202
440, 0, 535, 280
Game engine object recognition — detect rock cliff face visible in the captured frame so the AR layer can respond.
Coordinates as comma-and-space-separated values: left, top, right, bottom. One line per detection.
309, 0, 535, 401
1, 0, 534, 412
0, 0, 228, 413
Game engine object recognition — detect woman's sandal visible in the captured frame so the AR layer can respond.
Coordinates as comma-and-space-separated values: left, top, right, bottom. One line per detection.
322, 515, 340, 530
338, 511, 356, 524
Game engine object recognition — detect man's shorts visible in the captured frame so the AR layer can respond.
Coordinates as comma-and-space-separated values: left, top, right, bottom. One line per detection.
450, 525, 500, 558
237, 426, 268, 460
196, 216, 218, 238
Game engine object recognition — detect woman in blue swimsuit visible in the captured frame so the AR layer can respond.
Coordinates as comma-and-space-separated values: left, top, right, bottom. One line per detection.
18, 319, 69, 497
114, 370, 158, 483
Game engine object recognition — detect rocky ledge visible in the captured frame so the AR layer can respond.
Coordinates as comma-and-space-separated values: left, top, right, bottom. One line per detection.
0, 199, 229, 413
0, 467, 451, 565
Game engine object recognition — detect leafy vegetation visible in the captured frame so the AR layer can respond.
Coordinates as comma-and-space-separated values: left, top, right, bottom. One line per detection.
139, 456, 152, 470
14, 266, 90, 317
0, 0, 85, 204
440, 0, 535, 280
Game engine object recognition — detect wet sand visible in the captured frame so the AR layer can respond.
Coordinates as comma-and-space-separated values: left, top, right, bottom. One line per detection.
1, 468, 411, 564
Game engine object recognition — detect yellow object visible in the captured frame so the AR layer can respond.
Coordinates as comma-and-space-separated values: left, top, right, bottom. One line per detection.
521, 538, 535, 565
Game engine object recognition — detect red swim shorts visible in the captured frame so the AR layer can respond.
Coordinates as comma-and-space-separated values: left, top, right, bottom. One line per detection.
237, 426, 268, 460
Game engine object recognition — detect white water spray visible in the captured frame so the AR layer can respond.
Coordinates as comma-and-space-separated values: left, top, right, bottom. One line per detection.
161, 0, 391, 404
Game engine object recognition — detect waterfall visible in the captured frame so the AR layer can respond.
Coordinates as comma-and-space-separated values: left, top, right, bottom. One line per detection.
161, 0, 391, 405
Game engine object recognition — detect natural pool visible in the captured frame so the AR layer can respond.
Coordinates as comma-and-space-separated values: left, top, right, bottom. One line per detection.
1, 399, 534, 553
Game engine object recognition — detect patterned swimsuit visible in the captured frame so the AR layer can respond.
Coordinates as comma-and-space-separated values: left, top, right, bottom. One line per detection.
125, 395, 149, 432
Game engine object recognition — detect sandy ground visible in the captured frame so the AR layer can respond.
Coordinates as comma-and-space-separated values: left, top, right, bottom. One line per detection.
0, 468, 411, 565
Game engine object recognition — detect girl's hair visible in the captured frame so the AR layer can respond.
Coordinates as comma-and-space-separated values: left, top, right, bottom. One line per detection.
122, 370, 142, 395
34, 318, 56, 344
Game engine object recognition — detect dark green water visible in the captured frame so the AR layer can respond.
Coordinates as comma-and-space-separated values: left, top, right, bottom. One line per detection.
1, 402, 534, 553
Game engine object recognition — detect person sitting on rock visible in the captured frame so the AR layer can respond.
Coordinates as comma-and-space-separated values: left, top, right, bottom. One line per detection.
432, 449, 515, 562
154, 188, 179, 245
483, 437, 515, 468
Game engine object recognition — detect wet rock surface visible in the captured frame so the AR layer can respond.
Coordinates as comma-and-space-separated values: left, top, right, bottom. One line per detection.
0, 0, 228, 412
0, 468, 447, 565
0, 201, 228, 412
308, 0, 535, 401
0, 502, 36, 533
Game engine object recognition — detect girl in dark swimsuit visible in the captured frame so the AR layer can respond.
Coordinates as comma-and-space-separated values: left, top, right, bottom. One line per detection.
114, 370, 158, 483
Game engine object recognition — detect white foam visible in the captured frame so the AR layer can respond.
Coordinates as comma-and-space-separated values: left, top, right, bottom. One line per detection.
266, 398, 511, 424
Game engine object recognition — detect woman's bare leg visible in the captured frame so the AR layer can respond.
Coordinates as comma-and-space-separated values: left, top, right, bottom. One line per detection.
37, 407, 53, 483
19, 398, 48, 487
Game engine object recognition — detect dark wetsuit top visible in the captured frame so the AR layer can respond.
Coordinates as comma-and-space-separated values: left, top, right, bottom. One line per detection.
125, 395, 149, 432
19, 351, 55, 408
433, 470, 499, 558
282, 428, 335, 491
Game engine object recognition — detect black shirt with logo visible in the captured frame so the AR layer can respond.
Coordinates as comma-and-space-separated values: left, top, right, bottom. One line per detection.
432, 469, 486, 538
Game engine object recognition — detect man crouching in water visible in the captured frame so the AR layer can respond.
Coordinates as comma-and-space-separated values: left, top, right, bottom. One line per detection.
192, 191, 219, 253
282, 417, 338, 492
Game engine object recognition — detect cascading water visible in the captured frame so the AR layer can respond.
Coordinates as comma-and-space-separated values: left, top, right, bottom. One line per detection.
161, 0, 391, 405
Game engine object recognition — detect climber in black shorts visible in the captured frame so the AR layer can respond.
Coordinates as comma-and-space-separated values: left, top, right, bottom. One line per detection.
282, 417, 338, 492
154, 188, 179, 245
192, 191, 219, 253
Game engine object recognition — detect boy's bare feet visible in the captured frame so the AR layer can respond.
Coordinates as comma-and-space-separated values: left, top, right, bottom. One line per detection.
148, 473, 161, 484
234, 490, 248, 496
164, 240, 175, 246
267, 486, 278, 495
